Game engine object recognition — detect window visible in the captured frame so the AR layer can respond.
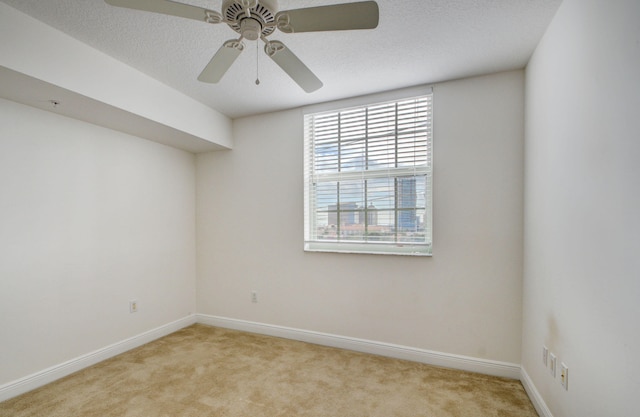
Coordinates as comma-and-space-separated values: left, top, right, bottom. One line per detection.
304, 90, 433, 256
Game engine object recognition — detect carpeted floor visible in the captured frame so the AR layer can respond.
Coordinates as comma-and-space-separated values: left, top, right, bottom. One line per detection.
0, 324, 538, 416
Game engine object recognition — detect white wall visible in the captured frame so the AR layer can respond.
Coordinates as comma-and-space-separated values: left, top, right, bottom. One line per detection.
197, 70, 525, 364
0, 98, 197, 386
522, 0, 640, 416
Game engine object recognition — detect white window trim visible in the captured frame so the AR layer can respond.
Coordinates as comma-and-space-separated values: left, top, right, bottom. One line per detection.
303, 86, 433, 257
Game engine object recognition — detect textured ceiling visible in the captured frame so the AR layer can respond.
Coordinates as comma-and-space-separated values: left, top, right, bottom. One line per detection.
0, 0, 562, 118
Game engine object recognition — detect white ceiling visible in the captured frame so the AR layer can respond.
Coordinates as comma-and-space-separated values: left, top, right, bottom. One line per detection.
0, 0, 562, 119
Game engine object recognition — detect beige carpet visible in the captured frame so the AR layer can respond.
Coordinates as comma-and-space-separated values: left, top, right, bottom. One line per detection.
0, 324, 538, 417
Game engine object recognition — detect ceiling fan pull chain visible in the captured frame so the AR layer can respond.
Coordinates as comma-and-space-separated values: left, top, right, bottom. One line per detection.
255, 41, 260, 85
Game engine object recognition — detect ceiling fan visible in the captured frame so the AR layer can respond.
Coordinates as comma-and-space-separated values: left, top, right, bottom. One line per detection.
105, 0, 380, 93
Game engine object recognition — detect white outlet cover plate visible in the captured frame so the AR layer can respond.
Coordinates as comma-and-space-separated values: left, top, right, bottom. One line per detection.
560, 362, 569, 389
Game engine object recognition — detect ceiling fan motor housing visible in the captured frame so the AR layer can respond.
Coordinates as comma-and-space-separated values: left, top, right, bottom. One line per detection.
222, 0, 279, 38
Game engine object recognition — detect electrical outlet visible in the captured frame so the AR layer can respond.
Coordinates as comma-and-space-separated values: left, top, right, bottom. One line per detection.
129, 300, 138, 313
560, 363, 569, 390
542, 346, 549, 366
549, 353, 557, 377
251, 291, 258, 303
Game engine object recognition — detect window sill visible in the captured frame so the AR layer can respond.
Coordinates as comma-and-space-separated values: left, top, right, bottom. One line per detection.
304, 242, 432, 257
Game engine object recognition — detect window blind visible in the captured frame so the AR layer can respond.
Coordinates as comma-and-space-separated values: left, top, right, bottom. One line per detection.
304, 93, 433, 256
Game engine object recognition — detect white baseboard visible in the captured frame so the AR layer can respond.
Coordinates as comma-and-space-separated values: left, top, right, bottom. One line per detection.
520, 367, 553, 417
196, 314, 521, 380
0, 315, 197, 402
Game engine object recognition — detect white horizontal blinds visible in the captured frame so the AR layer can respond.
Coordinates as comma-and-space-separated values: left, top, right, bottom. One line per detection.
304, 93, 432, 254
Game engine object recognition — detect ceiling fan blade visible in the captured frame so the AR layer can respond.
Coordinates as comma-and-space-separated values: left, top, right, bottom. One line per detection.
275, 1, 379, 33
198, 40, 244, 83
104, 0, 223, 24
265, 41, 323, 93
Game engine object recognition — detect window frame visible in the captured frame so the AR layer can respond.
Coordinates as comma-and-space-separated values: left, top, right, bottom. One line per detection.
303, 86, 433, 256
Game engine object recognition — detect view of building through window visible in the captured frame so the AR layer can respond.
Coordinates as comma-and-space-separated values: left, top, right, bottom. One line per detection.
316, 176, 426, 244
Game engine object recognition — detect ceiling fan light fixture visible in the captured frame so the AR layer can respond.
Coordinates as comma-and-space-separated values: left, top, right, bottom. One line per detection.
240, 17, 262, 40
